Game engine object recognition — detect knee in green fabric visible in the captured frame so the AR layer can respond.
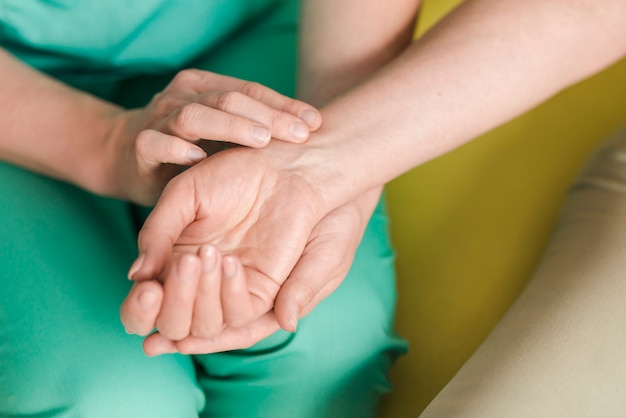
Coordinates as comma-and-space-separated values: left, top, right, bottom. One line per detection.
194, 203, 406, 418
0, 350, 204, 418
0, 164, 204, 417
195, 297, 405, 418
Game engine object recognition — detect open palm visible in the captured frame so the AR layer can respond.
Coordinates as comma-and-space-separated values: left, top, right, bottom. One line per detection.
132, 145, 326, 324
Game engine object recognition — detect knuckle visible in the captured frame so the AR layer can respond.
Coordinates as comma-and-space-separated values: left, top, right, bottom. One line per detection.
172, 103, 202, 133
240, 81, 265, 101
164, 137, 178, 161
151, 92, 175, 115
215, 91, 245, 113
225, 114, 242, 138
268, 109, 285, 129
174, 68, 202, 84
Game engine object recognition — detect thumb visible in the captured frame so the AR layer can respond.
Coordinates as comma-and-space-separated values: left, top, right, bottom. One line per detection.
129, 177, 197, 281
274, 249, 348, 333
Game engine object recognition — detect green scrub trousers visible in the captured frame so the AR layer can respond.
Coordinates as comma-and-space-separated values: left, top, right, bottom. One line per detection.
0, 1, 407, 417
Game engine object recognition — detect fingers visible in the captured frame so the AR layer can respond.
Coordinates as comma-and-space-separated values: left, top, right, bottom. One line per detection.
155, 253, 201, 341
140, 250, 273, 356
143, 332, 177, 356
221, 255, 255, 328
174, 312, 282, 355
273, 214, 360, 332
168, 69, 322, 130
120, 280, 164, 336
190, 245, 224, 338
273, 254, 344, 333
199, 91, 315, 144
237, 81, 321, 130
158, 69, 322, 147
158, 100, 309, 148
130, 176, 197, 281
135, 129, 207, 169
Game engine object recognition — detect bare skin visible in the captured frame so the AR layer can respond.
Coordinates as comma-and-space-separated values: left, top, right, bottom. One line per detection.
0, 49, 321, 206
120, 0, 420, 354
121, 0, 626, 355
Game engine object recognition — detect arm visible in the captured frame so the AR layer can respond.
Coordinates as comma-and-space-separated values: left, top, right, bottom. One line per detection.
128, 0, 626, 351
0, 47, 121, 194
0, 48, 320, 205
265, 0, 626, 330
119, 0, 421, 350
297, 0, 420, 107
300, 0, 626, 211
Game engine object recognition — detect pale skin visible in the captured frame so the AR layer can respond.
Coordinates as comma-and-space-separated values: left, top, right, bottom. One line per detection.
0, 43, 322, 351
120, 0, 421, 355
0, 48, 322, 206
122, 0, 626, 355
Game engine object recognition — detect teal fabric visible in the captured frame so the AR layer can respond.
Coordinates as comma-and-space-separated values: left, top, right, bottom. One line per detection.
0, 0, 279, 83
0, 1, 407, 417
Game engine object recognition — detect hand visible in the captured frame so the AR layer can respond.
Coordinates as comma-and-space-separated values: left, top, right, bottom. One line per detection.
120, 188, 381, 355
105, 69, 321, 205
123, 143, 334, 338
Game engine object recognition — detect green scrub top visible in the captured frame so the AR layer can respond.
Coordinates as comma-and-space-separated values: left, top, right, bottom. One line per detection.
0, 0, 279, 91
0, 2, 407, 416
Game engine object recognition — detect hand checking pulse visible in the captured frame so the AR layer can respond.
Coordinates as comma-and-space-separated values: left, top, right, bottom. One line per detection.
107, 68, 321, 205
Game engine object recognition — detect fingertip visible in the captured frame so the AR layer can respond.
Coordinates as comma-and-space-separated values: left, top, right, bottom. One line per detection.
143, 333, 178, 356
127, 254, 145, 280
251, 125, 271, 146
275, 302, 299, 333
289, 121, 310, 143
187, 147, 207, 163
130, 253, 160, 281
134, 240, 173, 282
222, 255, 239, 278
177, 252, 202, 280
199, 244, 219, 272
120, 280, 163, 336
299, 108, 322, 130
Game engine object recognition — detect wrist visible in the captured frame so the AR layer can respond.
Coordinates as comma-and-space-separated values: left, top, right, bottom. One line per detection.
260, 123, 371, 217
80, 104, 130, 198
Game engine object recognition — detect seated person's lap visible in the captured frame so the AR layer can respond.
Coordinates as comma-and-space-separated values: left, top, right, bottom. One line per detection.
0, 2, 405, 417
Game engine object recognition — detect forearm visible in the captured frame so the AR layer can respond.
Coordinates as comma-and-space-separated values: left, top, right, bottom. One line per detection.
296, 0, 419, 216
294, 0, 626, 212
0, 47, 122, 193
297, 0, 420, 106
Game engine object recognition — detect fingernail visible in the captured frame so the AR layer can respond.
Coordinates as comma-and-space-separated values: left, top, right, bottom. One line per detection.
200, 245, 217, 272
288, 307, 299, 332
299, 109, 319, 127
138, 290, 157, 308
289, 121, 309, 141
251, 125, 271, 144
223, 256, 238, 278
187, 148, 207, 162
177, 254, 198, 282
125, 327, 133, 335
127, 254, 145, 280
